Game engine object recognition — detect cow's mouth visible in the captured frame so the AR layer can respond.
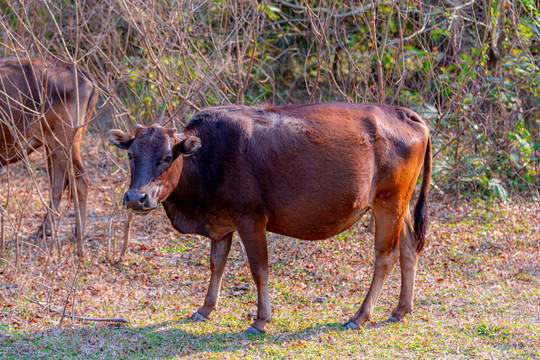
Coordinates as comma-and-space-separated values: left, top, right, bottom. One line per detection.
131, 207, 157, 215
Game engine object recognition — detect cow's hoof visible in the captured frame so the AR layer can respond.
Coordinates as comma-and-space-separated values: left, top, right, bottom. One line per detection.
245, 326, 265, 335
343, 321, 360, 330
386, 316, 399, 323
189, 311, 208, 322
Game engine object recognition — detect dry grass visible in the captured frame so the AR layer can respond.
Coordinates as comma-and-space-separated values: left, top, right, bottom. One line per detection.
0, 129, 538, 359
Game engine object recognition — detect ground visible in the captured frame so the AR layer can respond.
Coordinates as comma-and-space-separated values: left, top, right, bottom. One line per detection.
0, 132, 539, 359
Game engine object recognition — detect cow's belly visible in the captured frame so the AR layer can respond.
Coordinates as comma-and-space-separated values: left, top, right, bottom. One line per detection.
261, 150, 373, 239
0, 129, 41, 165
255, 131, 375, 240
265, 186, 370, 240
267, 206, 369, 240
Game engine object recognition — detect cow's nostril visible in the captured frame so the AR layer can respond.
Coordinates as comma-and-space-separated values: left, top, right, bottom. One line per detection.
139, 193, 147, 205
123, 192, 130, 206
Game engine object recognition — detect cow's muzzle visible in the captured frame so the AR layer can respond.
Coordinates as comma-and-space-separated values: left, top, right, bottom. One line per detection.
123, 190, 157, 213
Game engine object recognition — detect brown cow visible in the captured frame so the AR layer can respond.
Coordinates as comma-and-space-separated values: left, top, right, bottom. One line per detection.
109, 102, 431, 334
0, 57, 98, 254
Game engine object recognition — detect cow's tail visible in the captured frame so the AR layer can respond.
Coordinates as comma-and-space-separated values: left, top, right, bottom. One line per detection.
413, 136, 432, 252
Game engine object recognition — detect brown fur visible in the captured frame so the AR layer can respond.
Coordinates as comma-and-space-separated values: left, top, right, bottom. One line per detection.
0, 57, 98, 248
110, 102, 432, 332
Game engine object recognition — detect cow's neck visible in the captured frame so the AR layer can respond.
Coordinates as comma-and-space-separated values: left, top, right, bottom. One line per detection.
162, 156, 233, 240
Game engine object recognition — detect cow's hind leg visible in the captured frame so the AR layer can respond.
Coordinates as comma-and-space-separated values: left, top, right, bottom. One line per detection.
389, 208, 418, 322
191, 233, 233, 321
237, 216, 271, 334
343, 206, 404, 329
70, 134, 89, 250
35, 146, 68, 239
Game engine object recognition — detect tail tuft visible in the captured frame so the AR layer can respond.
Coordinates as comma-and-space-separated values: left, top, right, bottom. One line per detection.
413, 137, 431, 252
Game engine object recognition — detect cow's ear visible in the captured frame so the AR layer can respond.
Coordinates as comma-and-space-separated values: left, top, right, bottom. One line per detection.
173, 135, 201, 157
108, 129, 134, 150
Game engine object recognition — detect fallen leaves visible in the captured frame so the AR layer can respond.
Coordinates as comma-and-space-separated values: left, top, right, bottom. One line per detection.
0, 142, 538, 358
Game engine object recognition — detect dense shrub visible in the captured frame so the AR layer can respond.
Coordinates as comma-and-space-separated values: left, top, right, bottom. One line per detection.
0, 0, 538, 199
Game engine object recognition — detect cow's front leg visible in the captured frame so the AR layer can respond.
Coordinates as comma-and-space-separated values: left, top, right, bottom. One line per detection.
237, 216, 270, 334
191, 233, 233, 321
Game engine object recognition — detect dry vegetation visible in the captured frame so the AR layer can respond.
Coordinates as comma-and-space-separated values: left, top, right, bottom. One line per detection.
0, 0, 539, 359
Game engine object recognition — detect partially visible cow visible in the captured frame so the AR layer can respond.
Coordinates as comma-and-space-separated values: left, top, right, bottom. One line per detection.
109, 102, 431, 334
0, 57, 98, 255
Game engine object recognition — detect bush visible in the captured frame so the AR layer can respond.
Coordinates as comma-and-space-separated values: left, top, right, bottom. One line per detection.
0, 0, 538, 198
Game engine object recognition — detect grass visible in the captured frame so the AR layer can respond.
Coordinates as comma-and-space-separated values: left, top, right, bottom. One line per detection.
0, 139, 538, 359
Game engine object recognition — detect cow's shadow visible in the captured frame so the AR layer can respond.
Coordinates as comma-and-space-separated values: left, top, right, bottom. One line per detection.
3, 317, 385, 358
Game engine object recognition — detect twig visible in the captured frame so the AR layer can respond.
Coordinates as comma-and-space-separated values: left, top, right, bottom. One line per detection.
28, 298, 129, 323
118, 211, 133, 263
0, 205, 4, 260
157, 51, 182, 125
275, 0, 393, 18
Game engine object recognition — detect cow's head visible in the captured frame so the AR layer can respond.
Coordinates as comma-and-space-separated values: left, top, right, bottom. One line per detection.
108, 124, 201, 214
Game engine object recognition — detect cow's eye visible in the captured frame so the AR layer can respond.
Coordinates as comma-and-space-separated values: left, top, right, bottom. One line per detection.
163, 155, 173, 164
